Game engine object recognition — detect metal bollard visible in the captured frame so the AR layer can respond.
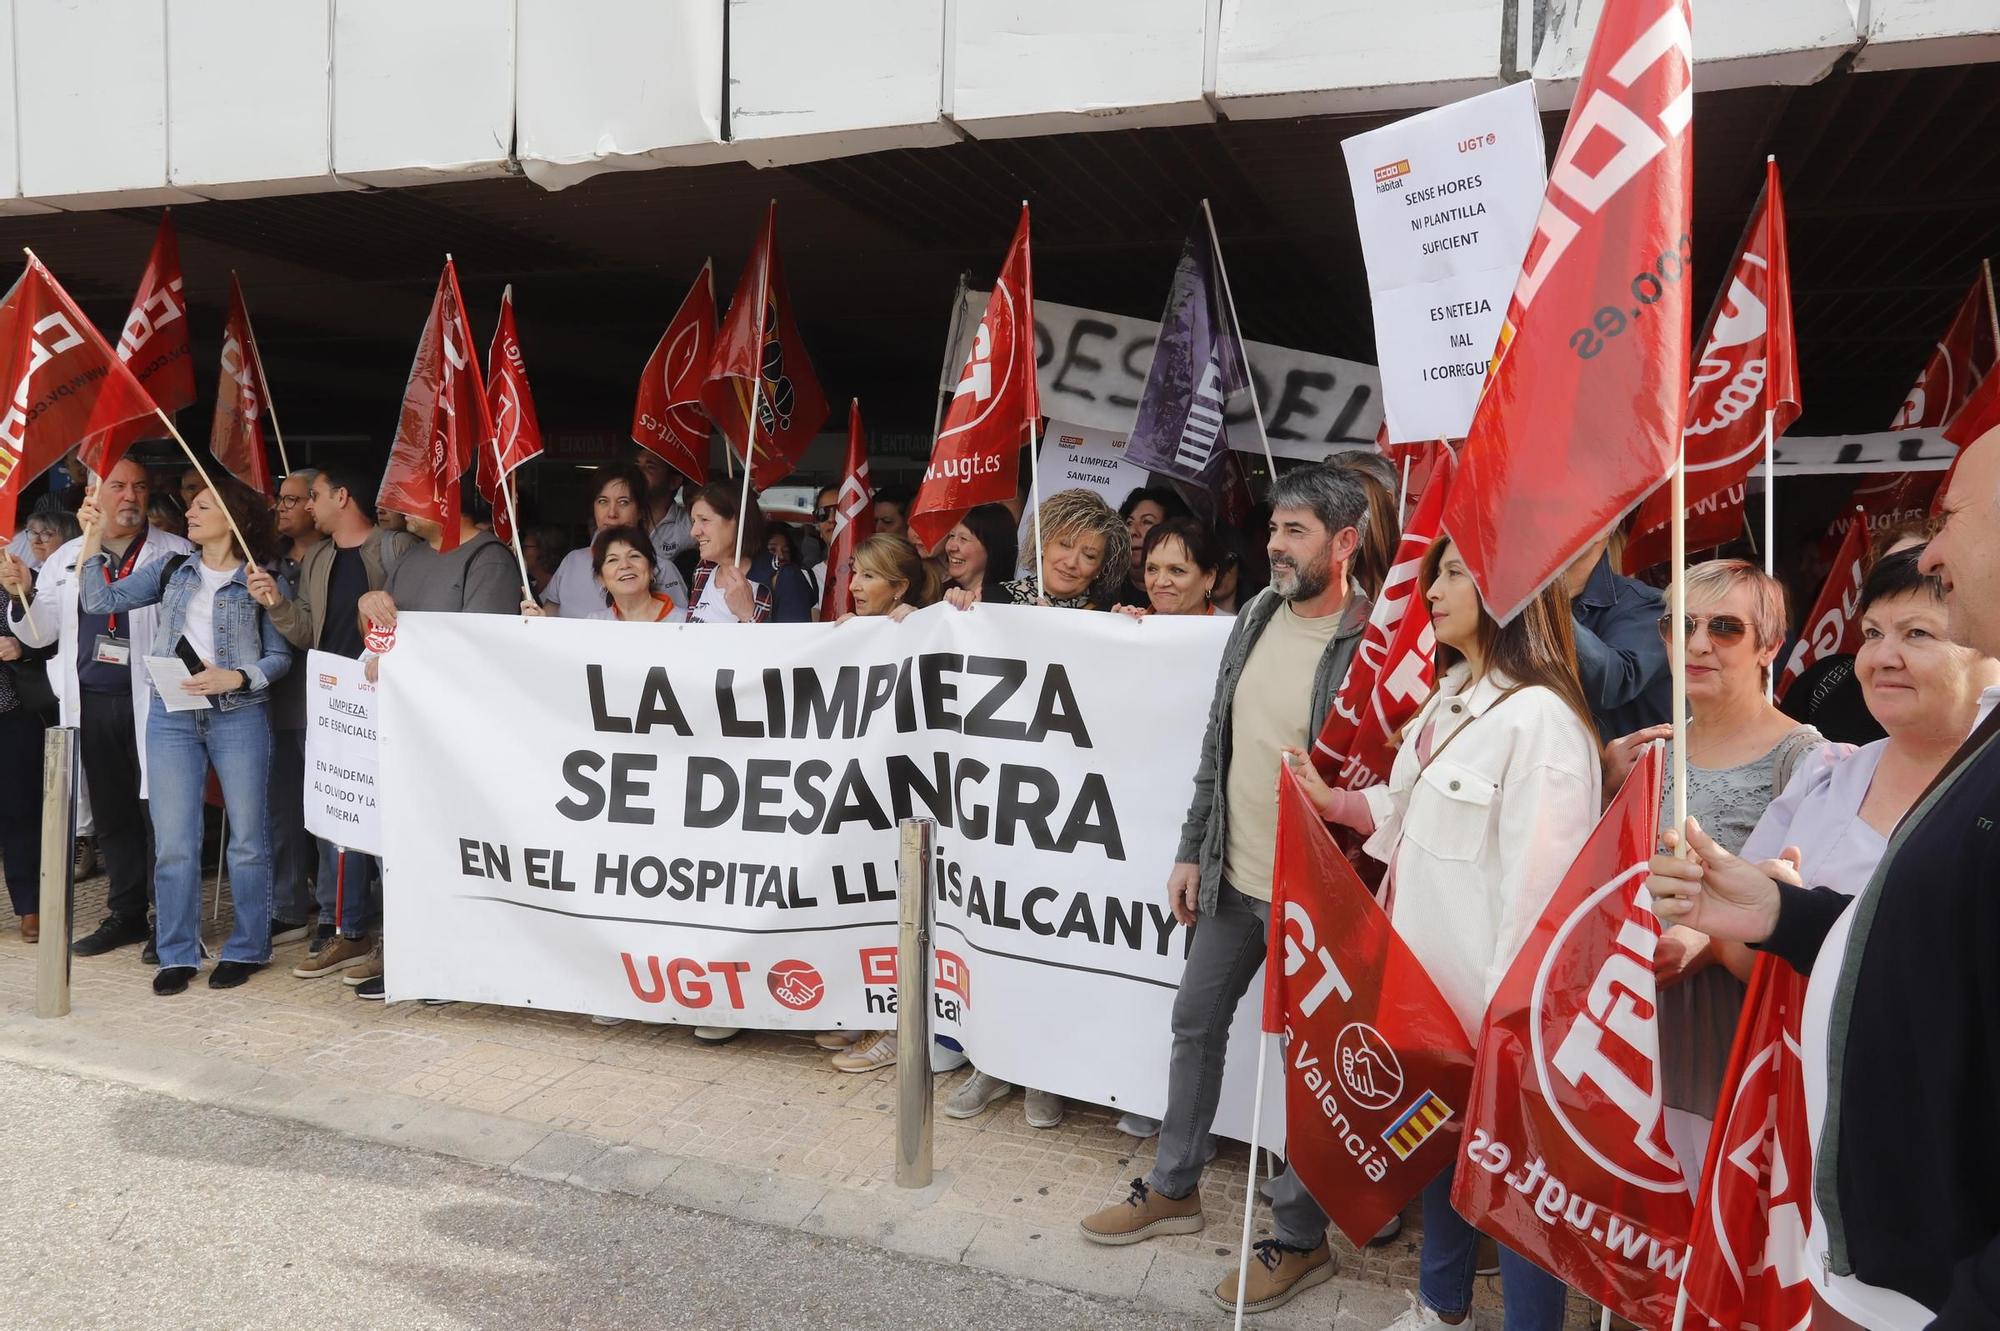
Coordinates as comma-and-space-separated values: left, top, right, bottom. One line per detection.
894, 816, 936, 1189
35, 727, 78, 1019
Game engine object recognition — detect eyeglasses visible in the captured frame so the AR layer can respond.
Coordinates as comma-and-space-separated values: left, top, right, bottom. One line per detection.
1656, 613, 1750, 646
277, 495, 307, 509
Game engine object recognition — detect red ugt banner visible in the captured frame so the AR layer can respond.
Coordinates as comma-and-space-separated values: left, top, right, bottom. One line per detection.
209, 273, 273, 494
1312, 443, 1453, 790
78, 211, 195, 476
1443, 0, 1695, 622
1777, 504, 1868, 701
633, 261, 716, 486
1683, 954, 1814, 1331
1265, 765, 1475, 1246
0, 257, 160, 537
819, 400, 875, 621
481, 285, 545, 545
379, 259, 491, 553
1453, 745, 1695, 1331
909, 205, 1039, 552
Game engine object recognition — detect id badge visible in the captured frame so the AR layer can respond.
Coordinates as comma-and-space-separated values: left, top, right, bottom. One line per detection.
92, 634, 131, 667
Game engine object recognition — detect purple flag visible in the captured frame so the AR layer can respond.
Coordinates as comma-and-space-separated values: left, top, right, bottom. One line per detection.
1124, 221, 1251, 490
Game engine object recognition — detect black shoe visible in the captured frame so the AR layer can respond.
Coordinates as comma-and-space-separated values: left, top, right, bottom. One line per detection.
355, 976, 385, 1000
73, 916, 149, 957
141, 935, 159, 965
307, 923, 336, 957
208, 960, 264, 989
153, 966, 197, 996
270, 920, 310, 946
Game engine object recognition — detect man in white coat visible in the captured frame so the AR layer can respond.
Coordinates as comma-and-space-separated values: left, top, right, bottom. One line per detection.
0, 458, 193, 956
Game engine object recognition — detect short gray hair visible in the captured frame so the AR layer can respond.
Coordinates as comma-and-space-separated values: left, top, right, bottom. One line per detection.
1268, 464, 1371, 547
284, 467, 320, 491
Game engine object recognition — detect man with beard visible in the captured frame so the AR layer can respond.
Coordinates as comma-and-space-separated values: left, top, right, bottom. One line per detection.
1, 458, 194, 956
1079, 464, 1384, 1314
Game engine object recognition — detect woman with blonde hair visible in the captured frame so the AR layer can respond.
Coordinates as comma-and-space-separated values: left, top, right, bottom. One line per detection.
949, 488, 1130, 612
833, 532, 941, 624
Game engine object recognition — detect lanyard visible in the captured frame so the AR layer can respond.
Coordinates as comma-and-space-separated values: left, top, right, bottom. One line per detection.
100, 531, 147, 636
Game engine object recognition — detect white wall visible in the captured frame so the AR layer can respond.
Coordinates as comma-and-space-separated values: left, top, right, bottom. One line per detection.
1215, 0, 1509, 118
169, 0, 344, 198
332, 0, 514, 186
1855, 0, 2000, 70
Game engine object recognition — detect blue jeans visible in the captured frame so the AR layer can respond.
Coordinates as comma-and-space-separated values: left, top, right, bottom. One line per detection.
1417, 1167, 1568, 1329
147, 699, 273, 970
315, 838, 379, 936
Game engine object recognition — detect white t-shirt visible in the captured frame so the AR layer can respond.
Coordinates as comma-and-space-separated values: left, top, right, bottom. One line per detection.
180, 562, 236, 665
688, 570, 740, 624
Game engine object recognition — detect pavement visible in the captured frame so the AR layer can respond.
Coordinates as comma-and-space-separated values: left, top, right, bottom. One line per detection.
0, 867, 1599, 1329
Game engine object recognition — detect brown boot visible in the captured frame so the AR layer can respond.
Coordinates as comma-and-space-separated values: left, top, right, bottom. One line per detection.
1078, 1177, 1203, 1246
1211, 1237, 1335, 1313
19, 915, 37, 944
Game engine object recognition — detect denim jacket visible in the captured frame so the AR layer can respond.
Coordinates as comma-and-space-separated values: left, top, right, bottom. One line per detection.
76, 551, 292, 710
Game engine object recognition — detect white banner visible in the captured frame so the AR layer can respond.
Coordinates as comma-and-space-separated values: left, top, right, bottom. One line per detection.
379, 608, 1283, 1142
1767, 428, 1955, 476
305, 649, 381, 856
950, 293, 1383, 459
1341, 80, 1547, 444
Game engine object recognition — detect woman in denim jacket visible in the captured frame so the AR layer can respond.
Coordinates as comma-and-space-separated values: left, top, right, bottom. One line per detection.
76, 475, 291, 996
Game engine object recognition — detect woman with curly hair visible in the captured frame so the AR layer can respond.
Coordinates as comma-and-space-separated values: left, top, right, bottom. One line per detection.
949, 488, 1129, 612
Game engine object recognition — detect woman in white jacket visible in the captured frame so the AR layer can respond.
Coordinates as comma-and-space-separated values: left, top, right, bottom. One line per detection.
1284, 537, 1602, 1331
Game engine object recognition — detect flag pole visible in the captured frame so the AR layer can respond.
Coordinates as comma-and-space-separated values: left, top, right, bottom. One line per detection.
1984, 258, 2000, 347
238, 275, 292, 477
734, 203, 777, 566
1761, 406, 1776, 700
1671, 450, 1689, 845
1029, 415, 1046, 600
492, 285, 535, 605
152, 408, 253, 558
933, 271, 970, 445
1231, 1031, 1272, 1331
1201, 199, 1277, 482
1396, 454, 1413, 522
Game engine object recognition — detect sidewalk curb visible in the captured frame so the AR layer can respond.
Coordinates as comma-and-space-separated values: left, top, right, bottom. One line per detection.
0, 1013, 1410, 1328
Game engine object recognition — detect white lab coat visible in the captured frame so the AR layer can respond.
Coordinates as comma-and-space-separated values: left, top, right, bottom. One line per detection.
7, 526, 195, 808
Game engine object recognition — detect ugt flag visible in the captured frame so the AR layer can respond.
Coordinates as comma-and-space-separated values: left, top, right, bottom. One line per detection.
1124, 217, 1248, 491
633, 261, 716, 486
379, 258, 491, 553
1777, 505, 1868, 701
1682, 954, 1814, 1331
0, 256, 160, 537
820, 400, 875, 621
481, 284, 544, 545
78, 210, 195, 476
1265, 763, 1475, 1245
909, 205, 1038, 552
209, 273, 274, 494
1312, 443, 1453, 791
1452, 744, 1695, 1330
1625, 158, 1800, 574
1443, 0, 1694, 622
699, 204, 828, 492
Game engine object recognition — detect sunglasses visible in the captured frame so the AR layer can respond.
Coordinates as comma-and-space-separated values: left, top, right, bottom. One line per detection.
1656, 613, 1750, 646
814, 505, 836, 522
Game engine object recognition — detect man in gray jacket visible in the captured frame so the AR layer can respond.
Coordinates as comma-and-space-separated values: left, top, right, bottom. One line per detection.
1080, 465, 1377, 1315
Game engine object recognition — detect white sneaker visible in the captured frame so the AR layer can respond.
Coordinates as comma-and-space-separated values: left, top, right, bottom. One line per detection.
831, 1031, 897, 1073
1024, 1087, 1065, 1129
943, 1070, 1013, 1118
692, 1026, 741, 1043
590, 1015, 626, 1027
930, 1043, 969, 1073
1378, 1294, 1452, 1330
1115, 1112, 1161, 1138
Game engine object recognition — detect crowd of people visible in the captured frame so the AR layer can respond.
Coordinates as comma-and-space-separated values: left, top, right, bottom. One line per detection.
3, 426, 1997, 1329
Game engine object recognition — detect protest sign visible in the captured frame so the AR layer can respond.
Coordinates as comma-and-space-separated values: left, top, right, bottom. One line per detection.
1017, 420, 1151, 565
379, 606, 1282, 1141
305, 649, 381, 856
1341, 81, 1547, 443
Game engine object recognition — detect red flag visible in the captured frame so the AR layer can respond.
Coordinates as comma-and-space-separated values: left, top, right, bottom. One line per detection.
699, 204, 829, 492
1942, 365, 2000, 449
909, 205, 1039, 552
1265, 764, 1476, 1246
819, 401, 875, 621
0, 256, 161, 536
378, 259, 491, 554
633, 261, 716, 486
1681, 954, 1814, 1331
1777, 505, 1868, 700
1312, 444, 1454, 789
1453, 745, 1695, 1330
1442, 0, 1694, 621
209, 273, 273, 494
1625, 161, 1799, 573
77, 212, 195, 476
481, 285, 544, 545
1861, 266, 2000, 526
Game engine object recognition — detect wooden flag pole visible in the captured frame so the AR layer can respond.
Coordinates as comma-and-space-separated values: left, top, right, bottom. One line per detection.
239, 276, 291, 477
733, 202, 777, 566
154, 408, 253, 558
1028, 415, 1046, 600
1984, 257, 2000, 347
1670, 445, 1690, 848
1201, 198, 1278, 482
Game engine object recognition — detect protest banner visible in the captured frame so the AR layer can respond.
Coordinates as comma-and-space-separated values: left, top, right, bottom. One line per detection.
305, 649, 381, 856
1014, 420, 1150, 565
1341, 80, 1548, 444
378, 606, 1282, 1141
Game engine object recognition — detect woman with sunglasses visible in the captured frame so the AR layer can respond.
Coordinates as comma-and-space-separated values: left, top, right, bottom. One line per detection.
1602, 558, 1823, 1183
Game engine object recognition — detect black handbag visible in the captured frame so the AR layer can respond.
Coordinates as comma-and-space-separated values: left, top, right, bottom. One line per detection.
2, 655, 56, 720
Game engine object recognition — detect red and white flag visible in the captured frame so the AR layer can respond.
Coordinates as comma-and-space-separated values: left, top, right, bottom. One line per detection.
1625, 159, 1799, 573
1442, 0, 1695, 621
209, 273, 273, 494
819, 400, 875, 621
378, 259, 491, 553
0, 256, 161, 536
699, 204, 829, 492
481, 285, 544, 545
909, 205, 1039, 552
78, 211, 195, 476
1312, 443, 1453, 790
1453, 745, 1695, 1330
1777, 505, 1868, 700
633, 261, 716, 486
1682, 954, 1815, 1331
1264, 764, 1476, 1246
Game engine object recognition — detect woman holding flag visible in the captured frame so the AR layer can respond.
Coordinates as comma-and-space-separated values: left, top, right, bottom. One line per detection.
1282, 537, 1600, 1331
685, 481, 815, 625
